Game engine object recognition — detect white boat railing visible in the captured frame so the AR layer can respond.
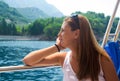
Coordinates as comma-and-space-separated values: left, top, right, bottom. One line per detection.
0, 65, 60, 73
113, 19, 120, 41
0, 65, 38, 73
0, 0, 120, 73
101, 0, 120, 47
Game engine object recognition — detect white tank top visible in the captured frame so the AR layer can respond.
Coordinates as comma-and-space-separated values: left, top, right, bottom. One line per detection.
62, 51, 105, 81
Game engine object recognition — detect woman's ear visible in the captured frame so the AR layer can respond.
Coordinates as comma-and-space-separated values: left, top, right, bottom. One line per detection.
74, 29, 80, 39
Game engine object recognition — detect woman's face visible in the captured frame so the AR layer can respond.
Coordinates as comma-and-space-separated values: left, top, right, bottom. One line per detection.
58, 22, 79, 48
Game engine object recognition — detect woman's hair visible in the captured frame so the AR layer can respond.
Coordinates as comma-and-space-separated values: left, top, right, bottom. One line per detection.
64, 15, 110, 81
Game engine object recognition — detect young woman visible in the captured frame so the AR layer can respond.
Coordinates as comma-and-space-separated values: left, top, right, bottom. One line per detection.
23, 15, 119, 81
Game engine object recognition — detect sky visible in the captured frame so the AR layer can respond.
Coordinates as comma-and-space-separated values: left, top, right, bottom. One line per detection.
46, 0, 120, 17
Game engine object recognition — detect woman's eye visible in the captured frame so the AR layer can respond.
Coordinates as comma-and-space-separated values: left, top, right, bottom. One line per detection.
61, 29, 64, 32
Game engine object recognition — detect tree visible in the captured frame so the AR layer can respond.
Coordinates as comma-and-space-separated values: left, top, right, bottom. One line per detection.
10, 23, 17, 35
28, 20, 44, 35
44, 23, 61, 40
0, 18, 7, 35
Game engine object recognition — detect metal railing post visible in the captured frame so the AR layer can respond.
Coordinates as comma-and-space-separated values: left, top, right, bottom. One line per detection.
101, 0, 120, 47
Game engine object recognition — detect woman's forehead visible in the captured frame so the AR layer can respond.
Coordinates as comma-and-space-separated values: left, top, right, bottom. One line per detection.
61, 22, 70, 29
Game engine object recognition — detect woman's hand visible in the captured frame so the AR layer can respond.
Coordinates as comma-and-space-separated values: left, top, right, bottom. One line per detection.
56, 37, 65, 51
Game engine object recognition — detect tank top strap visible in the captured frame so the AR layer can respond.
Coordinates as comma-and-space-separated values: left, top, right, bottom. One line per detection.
63, 51, 71, 68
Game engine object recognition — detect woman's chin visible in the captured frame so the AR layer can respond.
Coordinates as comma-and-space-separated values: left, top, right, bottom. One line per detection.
61, 43, 66, 49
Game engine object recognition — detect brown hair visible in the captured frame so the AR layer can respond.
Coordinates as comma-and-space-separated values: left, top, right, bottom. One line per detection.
64, 15, 110, 81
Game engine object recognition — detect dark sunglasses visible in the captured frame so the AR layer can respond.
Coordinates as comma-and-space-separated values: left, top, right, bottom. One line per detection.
71, 15, 80, 29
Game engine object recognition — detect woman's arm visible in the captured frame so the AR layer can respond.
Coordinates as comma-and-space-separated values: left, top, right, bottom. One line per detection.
23, 45, 60, 66
30, 52, 66, 67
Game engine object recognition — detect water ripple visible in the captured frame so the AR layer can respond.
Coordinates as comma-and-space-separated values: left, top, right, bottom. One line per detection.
0, 41, 63, 81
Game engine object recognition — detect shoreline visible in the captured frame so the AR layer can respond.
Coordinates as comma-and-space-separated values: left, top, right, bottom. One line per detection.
0, 35, 41, 41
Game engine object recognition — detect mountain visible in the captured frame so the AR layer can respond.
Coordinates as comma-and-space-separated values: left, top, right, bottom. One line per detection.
17, 7, 49, 21
3, 0, 64, 17
0, 1, 28, 24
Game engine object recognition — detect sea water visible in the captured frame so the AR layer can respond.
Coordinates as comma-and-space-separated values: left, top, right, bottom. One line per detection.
0, 40, 63, 81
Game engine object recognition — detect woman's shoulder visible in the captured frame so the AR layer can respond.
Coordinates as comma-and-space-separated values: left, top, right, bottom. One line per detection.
101, 55, 110, 61
100, 55, 119, 81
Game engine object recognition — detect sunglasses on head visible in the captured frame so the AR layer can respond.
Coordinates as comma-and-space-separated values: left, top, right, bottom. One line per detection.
71, 15, 80, 29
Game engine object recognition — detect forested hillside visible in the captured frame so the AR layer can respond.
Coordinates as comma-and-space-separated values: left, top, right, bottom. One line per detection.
0, 1, 28, 24
3, 0, 64, 17
0, 1, 28, 35
24, 11, 119, 40
0, 0, 119, 41
1, 11, 119, 41
17, 7, 49, 21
